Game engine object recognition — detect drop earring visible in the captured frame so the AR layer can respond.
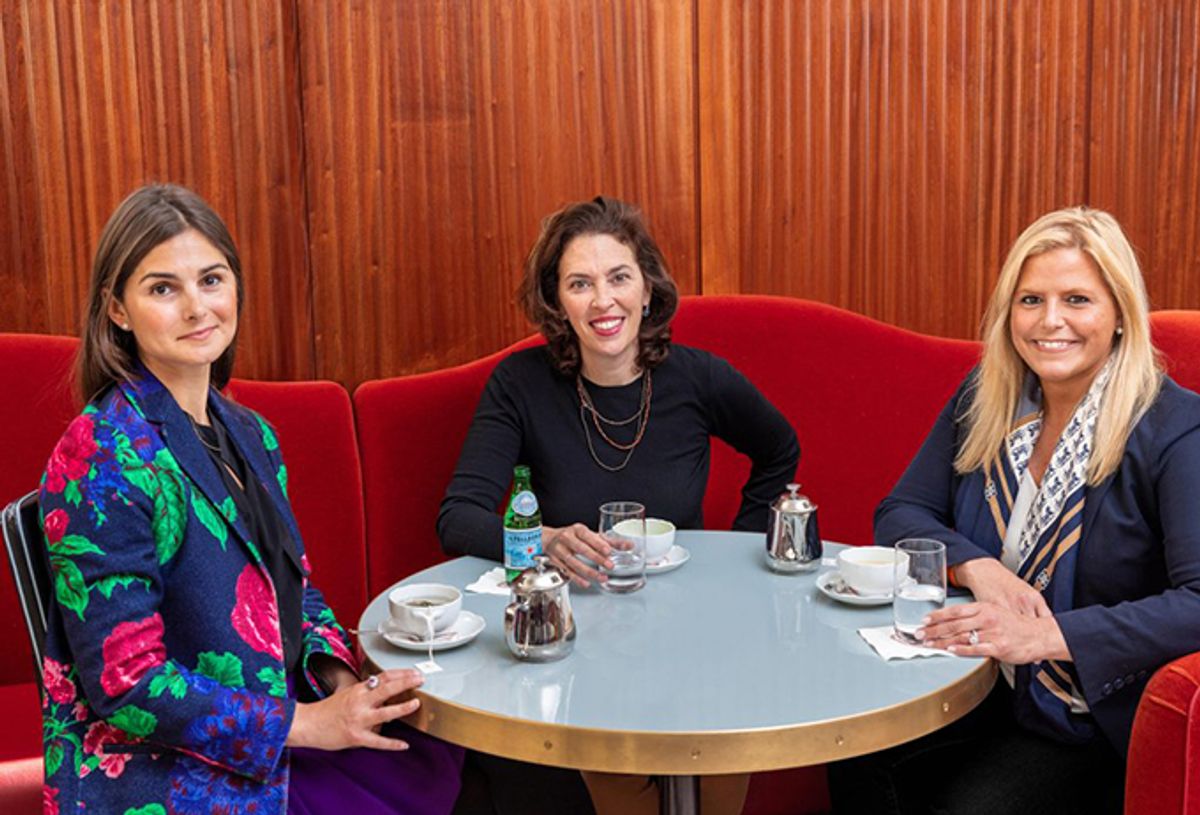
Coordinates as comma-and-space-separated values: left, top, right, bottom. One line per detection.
1115, 326, 1124, 336
642, 304, 650, 317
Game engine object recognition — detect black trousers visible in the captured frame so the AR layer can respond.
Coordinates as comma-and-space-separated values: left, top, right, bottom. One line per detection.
827, 683, 1124, 815
451, 749, 596, 815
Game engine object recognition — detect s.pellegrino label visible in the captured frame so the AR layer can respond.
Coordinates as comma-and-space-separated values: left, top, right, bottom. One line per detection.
504, 464, 542, 582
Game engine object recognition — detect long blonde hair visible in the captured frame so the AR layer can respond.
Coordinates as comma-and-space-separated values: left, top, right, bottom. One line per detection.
954, 207, 1161, 484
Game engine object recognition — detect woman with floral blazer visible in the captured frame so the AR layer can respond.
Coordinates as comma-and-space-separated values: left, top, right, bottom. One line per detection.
38, 184, 461, 815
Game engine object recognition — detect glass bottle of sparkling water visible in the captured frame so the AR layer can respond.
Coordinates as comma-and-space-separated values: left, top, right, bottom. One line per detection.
503, 465, 543, 582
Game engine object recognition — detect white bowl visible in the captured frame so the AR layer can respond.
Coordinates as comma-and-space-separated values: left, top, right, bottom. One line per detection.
643, 518, 676, 560
837, 546, 908, 596
387, 583, 462, 638
613, 517, 676, 561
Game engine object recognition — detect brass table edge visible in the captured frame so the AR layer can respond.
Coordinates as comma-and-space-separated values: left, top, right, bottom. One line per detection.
368, 656, 998, 775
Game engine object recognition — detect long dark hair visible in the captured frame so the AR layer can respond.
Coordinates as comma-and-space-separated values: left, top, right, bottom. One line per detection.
77, 184, 244, 402
517, 196, 679, 376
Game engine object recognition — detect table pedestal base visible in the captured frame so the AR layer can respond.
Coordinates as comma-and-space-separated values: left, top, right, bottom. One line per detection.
660, 774, 701, 815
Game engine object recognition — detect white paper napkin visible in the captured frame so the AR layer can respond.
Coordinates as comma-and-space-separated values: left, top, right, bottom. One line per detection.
857, 625, 957, 660
465, 567, 511, 596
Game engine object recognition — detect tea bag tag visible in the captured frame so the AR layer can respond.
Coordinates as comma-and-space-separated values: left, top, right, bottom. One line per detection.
415, 659, 443, 674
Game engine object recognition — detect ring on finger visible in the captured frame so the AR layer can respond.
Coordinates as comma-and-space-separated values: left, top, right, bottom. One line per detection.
968, 629, 980, 646
365, 674, 380, 691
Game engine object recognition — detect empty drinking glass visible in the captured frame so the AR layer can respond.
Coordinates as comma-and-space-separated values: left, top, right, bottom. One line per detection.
598, 501, 646, 594
892, 538, 946, 644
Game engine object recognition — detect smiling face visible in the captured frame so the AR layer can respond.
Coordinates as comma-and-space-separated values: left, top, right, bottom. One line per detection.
1009, 246, 1121, 404
557, 232, 652, 383
107, 228, 238, 391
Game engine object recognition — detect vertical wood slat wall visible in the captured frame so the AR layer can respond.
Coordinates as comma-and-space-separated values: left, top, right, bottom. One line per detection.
297, 0, 696, 385
0, 0, 313, 379
0, 0, 1197, 387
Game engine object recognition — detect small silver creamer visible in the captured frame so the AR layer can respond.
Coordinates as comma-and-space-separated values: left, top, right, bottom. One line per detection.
504, 555, 576, 662
765, 483, 822, 573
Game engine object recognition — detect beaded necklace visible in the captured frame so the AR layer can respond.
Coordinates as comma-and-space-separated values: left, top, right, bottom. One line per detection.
575, 370, 652, 472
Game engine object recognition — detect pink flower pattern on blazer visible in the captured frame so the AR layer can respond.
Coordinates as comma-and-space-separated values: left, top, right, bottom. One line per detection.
100, 614, 166, 697
41, 657, 76, 706
231, 566, 284, 660
43, 415, 96, 493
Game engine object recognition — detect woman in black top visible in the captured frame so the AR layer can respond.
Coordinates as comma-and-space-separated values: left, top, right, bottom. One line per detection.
439, 196, 798, 586
438, 197, 798, 815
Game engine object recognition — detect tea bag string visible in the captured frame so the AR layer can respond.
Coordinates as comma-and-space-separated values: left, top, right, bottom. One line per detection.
421, 609, 437, 668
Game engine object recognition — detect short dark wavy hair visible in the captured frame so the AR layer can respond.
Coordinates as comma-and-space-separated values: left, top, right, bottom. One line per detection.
517, 196, 679, 376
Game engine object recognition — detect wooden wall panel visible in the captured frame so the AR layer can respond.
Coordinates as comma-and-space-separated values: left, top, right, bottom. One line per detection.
298, 0, 697, 384
698, 0, 1092, 339
3, 1, 1199, 388
0, 0, 311, 380
1088, 0, 1200, 311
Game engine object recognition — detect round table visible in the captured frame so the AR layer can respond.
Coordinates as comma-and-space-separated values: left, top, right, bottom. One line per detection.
359, 531, 995, 813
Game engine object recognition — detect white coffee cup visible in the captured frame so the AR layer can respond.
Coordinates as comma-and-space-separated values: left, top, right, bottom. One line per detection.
387, 583, 462, 639
837, 546, 908, 596
614, 517, 676, 561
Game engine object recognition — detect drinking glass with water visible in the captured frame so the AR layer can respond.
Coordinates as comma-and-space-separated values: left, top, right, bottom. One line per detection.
598, 501, 646, 593
892, 538, 946, 644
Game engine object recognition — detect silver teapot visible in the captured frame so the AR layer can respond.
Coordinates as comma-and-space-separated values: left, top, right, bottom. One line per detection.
765, 483, 822, 573
504, 555, 576, 662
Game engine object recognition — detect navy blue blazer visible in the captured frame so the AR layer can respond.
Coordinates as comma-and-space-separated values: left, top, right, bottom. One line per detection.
876, 374, 1200, 755
37, 369, 357, 813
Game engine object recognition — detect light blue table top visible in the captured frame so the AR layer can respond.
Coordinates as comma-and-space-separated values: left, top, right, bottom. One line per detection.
359, 531, 995, 774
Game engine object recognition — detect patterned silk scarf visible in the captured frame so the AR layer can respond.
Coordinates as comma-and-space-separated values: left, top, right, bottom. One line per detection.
982, 357, 1114, 743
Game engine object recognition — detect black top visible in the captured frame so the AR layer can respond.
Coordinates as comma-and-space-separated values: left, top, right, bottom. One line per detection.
438, 344, 800, 560
193, 413, 305, 674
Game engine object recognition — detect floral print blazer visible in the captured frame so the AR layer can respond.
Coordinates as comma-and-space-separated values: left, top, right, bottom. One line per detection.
37, 369, 357, 815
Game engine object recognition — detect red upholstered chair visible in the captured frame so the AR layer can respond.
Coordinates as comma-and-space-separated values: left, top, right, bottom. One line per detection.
354, 337, 542, 599
1126, 653, 1200, 815
226, 378, 368, 627
1153, 310, 1200, 393
671, 295, 981, 545
0, 333, 79, 766
1125, 311, 1200, 815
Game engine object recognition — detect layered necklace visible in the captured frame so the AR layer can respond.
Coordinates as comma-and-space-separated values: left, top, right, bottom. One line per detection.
189, 415, 223, 454
576, 370, 653, 472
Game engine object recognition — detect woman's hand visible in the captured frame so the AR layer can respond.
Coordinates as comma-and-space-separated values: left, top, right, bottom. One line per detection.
954, 557, 1052, 617
542, 523, 627, 588
917, 601, 1071, 664
287, 669, 423, 751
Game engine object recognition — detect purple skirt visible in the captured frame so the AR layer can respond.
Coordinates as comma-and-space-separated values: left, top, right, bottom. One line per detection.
288, 723, 464, 815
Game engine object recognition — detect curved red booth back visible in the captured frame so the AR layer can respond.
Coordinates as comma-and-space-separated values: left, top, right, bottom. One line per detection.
671, 295, 981, 545
355, 295, 983, 596
226, 378, 367, 627
1126, 310, 1200, 815
353, 336, 542, 597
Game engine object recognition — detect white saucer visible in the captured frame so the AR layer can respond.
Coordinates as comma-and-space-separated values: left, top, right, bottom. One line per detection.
378, 610, 486, 651
816, 570, 893, 606
646, 545, 690, 575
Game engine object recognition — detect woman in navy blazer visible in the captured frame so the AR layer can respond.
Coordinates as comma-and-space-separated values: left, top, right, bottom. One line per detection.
38, 185, 461, 814
830, 207, 1200, 815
